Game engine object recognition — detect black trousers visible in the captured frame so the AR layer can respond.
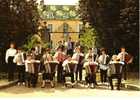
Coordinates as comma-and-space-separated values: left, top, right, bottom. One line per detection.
26, 72, 38, 87
57, 62, 63, 83
123, 64, 127, 80
85, 73, 96, 84
62, 72, 74, 83
76, 64, 83, 81
42, 73, 54, 81
108, 74, 122, 90
67, 49, 73, 57
100, 69, 107, 83
17, 65, 25, 82
7, 57, 16, 81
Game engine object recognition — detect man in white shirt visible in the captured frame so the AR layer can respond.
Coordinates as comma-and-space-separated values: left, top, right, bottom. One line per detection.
72, 47, 84, 82
5, 43, 17, 81
117, 47, 128, 80
98, 48, 110, 83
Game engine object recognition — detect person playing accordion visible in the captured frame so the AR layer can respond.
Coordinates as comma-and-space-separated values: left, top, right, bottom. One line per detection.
84, 55, 98, 88
98, 48, 110, 84
53, 47, 66, 83
41, 49, 58, 88
85, 48, 98, 62
25, 54, 40, 88
117, 47, 133, 80
62, 55, 78, 86
72, 47, 84, 82
108, 55, 125, 90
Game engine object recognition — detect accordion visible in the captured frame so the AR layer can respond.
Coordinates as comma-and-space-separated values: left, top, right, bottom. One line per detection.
108, 63, 124, 77
89, 63, 97, 73
125, 54, 133, 64
67, 62, 77, 73
57, 53, 66, 62
43, 61, 58, 74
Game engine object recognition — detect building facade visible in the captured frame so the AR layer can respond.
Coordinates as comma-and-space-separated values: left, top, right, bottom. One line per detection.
38, 4, 83, 47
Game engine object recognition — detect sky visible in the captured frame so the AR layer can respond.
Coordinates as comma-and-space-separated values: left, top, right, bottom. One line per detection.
37, 0, 79, 5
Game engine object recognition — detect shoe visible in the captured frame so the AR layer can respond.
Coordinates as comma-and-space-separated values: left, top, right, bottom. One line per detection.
51, 82, 54, 88
90, 83, 95, 89
17, 82, 21, 86
85, 83, 90, 88
41, 86, 45, 88
22, 82, 25, 86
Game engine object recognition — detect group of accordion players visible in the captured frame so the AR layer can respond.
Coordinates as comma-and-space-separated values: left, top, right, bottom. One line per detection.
5, 41, 133, 90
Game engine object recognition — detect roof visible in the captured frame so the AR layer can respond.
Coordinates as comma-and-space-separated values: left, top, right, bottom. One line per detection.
38, 5, 80, 20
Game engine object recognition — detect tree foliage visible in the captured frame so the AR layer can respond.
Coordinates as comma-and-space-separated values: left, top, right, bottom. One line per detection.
0, 0, 39, 48
80, 27, 97, 50
79, 0, 139, 67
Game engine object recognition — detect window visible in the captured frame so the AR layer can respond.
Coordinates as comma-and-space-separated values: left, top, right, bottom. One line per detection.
63, 23, 69, 34
47, 24, 53, 33
79, 24, 83, 33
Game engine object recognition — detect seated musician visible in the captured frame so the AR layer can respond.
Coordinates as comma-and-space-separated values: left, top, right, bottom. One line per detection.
53, 47, 66, 83
84, 56, 98, 88
72, 47, 84, 82
25, 54, 40, 88
62, 55, 78, 85
41, 48, 54, 88
108, 55, 125, 90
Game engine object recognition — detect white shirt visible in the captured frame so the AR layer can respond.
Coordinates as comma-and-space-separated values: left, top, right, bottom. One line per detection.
85, 53, 97, 61
5, 48, 17, 63
98, 54, 109, 65
13, 52, 25, 65
72, 52, 84, 62
117, 52, 128, 62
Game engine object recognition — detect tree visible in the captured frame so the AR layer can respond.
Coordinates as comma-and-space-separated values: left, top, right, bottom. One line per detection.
79, 0, 139, 68
0, 0, 39, 67
80, 27, 97, 51
0, 0, 39, 48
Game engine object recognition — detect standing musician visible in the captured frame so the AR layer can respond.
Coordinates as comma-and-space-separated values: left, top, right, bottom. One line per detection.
41, 48, 54, 88
25, 54, 40, 88
117, 47, 133, 80
85, 48, 98, 62
54, 47, 66, 83
5, 43, 17, 81
13, 47, 25, 86
108, 55, 125, 90
84, 56, 98, 88
98, 48, 110, 83
72, 47, 84, 82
